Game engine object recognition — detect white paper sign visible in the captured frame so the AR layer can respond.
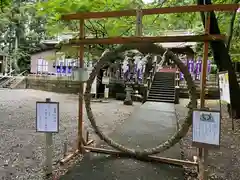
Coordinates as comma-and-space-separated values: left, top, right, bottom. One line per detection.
104, 87, 109, 98
218, 72, 231, 103
192, 110, 220, 146
91, 77, 97, 94
36, 102, 59, 133
87, 68, 97, 95
102, 76, 110, 85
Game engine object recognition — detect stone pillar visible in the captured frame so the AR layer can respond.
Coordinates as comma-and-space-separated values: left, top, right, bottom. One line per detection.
175, 87, 180, 104
124, 83, 133, 105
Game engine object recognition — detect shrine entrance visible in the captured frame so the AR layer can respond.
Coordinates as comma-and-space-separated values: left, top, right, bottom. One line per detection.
59, 3, 239, 180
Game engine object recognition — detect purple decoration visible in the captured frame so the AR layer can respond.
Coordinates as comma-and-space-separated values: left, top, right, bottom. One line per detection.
180, 72, 184, 80
68, 67, 72, 74
188, 59, 194, 73
56, 66, 61, 73
62, 66, 66, 73
195, 58, 202, 80
207, 60, 211, 74
180, 60, 187, 80
138, 68, 143, 83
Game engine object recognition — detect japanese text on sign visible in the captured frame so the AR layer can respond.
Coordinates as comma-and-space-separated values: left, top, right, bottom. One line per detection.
36, 102, 59, 133
192, 110, 220, 147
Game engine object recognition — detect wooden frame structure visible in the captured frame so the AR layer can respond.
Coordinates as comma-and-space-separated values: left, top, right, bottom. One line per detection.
60, 3, 239, 180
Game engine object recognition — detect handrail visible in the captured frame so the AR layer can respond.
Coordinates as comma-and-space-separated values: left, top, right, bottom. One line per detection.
17, 70, 27, 76
0, 70, 16, 81
174, 68, 180, 104
0, 77, 16, 88
146, 59, 161, 98
7, 69, 15, 76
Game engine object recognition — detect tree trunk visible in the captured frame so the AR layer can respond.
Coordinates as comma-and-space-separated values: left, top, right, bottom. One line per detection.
197, 0, 240, 118
226, 0, 240, 51
13, 36, 20, 73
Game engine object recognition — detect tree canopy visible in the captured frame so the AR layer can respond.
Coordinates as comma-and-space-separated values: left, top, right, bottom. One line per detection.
0, 0, 239, 71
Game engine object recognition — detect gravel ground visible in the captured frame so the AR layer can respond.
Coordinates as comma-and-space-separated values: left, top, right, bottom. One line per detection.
176, 99, 240, 180
0, 89, 140, 180
3, 89, 238, 180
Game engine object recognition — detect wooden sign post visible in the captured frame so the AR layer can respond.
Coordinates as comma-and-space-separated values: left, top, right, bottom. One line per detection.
192, 109, 221, 180
36, 98, 59, 176
199, 5, 210, 179
192, 109, 221, 148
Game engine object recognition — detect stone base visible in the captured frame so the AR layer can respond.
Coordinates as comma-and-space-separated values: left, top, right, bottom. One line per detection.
123, 100, 133, 105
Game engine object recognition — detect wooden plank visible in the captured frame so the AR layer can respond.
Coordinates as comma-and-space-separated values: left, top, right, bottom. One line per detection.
61, 4, 239, 20
78, 19, 84, 152
68, 34, 226, 45
83, 146, 198, 167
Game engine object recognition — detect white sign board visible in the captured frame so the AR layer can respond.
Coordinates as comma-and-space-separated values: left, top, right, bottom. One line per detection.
87, 68, 97, 95
102, 76, 110, 85
218, 72, 231, 104
104, 87, 109, 98
192, 110, 220, 148
36, 102, 59, 133
91, 77, 97, 94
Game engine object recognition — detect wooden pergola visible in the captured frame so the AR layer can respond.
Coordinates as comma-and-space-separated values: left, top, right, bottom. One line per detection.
60, 3, 239, 180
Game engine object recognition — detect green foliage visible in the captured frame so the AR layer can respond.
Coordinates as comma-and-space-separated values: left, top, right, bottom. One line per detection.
0, 1, 50, 72
0, 0, 239, 73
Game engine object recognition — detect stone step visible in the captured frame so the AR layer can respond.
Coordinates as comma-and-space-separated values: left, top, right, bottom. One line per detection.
153, 80, 174, 83
150, 86, 175, 89
152, 82, 174, 85
149, 90, 175, 94
149, 91, 175, 95
147, 98, 175, 103
155, 74, 175, 76
154, 76, 175, 79
148, 94, 175, 99
152, 80, 174, 83
150, 90, 175, 94
150, 90, 175, 93
151, 83, 175, 86
154, 79, 175, 81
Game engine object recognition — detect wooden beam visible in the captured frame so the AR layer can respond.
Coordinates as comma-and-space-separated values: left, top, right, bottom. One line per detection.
83, 146, 198, 167
61, 4, 239, 20
68, 34, 226, 45
78, 19, 84, 152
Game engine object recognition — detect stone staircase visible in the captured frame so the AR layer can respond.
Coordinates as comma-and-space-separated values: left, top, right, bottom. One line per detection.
0, 77, 24, 89
0, 77, 11, 87
147, 72, 176, 103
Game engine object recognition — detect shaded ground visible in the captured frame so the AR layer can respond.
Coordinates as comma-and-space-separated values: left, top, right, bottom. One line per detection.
60, 101, 184, 180
0, 89, 138, 179
176, 99, 240, 180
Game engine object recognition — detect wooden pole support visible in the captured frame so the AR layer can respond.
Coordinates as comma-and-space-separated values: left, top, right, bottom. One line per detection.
87, 140, 94, 145
136, 8, 143, 36
199, 9, 211, 180
78, 19, 85, 152
83, 146, 198, 167
60, 149, 80, 165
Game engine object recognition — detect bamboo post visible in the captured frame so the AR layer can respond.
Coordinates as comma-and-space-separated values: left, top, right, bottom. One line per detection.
199, 10, 210, 180
78, 19, 85, 152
